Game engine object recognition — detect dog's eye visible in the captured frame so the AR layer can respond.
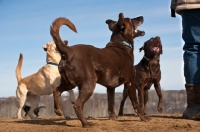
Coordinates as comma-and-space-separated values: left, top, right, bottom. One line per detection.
121, 26, 125, 32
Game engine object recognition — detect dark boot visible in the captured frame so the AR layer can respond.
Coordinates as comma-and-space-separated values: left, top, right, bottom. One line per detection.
182, 84, 200, 120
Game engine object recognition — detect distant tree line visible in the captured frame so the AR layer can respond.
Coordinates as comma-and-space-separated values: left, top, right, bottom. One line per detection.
0, 90, 186, 118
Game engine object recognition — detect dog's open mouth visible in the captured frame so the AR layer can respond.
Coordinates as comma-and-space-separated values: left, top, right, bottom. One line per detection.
152, 41, 161, 53
152, 47, 160, 52
135, 30, 145, 37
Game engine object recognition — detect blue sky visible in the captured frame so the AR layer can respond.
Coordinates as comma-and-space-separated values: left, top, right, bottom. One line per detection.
0, 0, 184, 97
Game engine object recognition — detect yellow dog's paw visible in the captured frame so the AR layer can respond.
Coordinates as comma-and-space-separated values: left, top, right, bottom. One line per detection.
17, 117, 24, 120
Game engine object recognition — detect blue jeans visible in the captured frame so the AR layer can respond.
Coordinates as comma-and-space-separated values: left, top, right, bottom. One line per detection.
182, 9, 200, 84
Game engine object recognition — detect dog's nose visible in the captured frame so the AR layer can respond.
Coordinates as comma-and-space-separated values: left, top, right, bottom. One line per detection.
156, 36, 160, 40
137, 16, 144, 24
43, 44, 48, 51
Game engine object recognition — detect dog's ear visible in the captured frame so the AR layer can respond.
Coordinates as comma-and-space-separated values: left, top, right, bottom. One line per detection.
160, 43, 163, 54
131, 16, 144, 30
63, 40, 68, 45
139, 41, 147, 52
117, 13, 124, 29
139, 46, 144, 52
105, 19, 116, 31
106, 13, 124, 31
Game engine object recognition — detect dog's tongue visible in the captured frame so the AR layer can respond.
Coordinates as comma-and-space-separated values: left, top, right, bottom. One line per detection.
152, 47, 159, 52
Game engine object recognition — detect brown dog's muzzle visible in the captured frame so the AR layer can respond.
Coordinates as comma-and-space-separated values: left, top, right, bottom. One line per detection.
134, 30, 145, 38
132, 16, 145, 38
151, 37, 161, 53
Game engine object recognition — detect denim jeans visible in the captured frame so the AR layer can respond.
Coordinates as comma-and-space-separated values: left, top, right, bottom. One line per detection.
182, 9, 200, 84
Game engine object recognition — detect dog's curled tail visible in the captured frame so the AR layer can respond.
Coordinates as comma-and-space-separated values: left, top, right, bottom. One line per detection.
50, 17, 77, 55
15, 53, 23, 83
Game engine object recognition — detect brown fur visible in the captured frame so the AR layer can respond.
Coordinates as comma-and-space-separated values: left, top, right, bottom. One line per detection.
50, 13, 148, 127
118, 36, 163, 116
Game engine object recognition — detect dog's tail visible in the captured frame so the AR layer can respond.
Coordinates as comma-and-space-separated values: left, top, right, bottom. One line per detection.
34, 106, 46, 112
50, 17, 77, 55
34, 106, 46, 117
15, 53, 23, 83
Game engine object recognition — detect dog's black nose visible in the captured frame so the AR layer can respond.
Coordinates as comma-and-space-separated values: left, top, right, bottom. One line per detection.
43, 48, 47, 51
155, 36, 160, 40
137, 16, 144, 24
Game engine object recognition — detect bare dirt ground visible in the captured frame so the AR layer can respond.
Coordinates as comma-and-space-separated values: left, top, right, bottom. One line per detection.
0, 114, 199, 132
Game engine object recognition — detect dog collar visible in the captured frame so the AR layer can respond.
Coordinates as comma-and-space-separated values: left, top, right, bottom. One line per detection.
120, 41, 132, 48
143, 55, 150, 61
143, 55, 160, 61
47, 62, 59, 66
113, 40, 132, 48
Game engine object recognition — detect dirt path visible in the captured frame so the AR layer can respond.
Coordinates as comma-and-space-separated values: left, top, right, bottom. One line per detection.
0, 114, 199, 132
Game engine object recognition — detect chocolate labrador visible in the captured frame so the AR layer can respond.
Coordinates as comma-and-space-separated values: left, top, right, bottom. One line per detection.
118, 36, 163, 116
50, 13, 148, 127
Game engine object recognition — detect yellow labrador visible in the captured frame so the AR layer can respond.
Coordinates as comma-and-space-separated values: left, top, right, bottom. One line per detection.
15, 41, 75, 120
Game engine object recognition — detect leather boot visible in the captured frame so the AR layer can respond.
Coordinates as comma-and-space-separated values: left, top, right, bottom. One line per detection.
182, 84, 200, 120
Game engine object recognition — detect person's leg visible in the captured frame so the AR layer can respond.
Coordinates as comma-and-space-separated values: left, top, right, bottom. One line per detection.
182, 9, 200, 120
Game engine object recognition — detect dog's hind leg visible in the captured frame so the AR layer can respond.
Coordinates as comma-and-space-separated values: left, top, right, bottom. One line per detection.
138, 88, 145, 114
118, 86, 129, 116
26, 92, 40, 119
53, 84, 66, 116
23, 105, 30, 117
74, 83, 95, 127
107, 88, 117, 120
53, 77, 76, 116
16, 86, 28, 120
63, 89, 75, 119
143, 90, 151, 119
67, 90, 75, 104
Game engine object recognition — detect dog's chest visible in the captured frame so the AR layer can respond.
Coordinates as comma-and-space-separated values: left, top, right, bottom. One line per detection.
41, 65, 61, 90
136, 62, 161, 89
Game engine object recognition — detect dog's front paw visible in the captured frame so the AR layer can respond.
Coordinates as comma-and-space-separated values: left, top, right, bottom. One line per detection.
109, 114, 118, 120
118, 112, 123, 116
137, 113, 150, 122
83, 122, 95, 127
54, 109, 63, 116
17, 117, 24, 120
145, 115, 151, 120
65, 115, 73, 119
157, 107, 163, 113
